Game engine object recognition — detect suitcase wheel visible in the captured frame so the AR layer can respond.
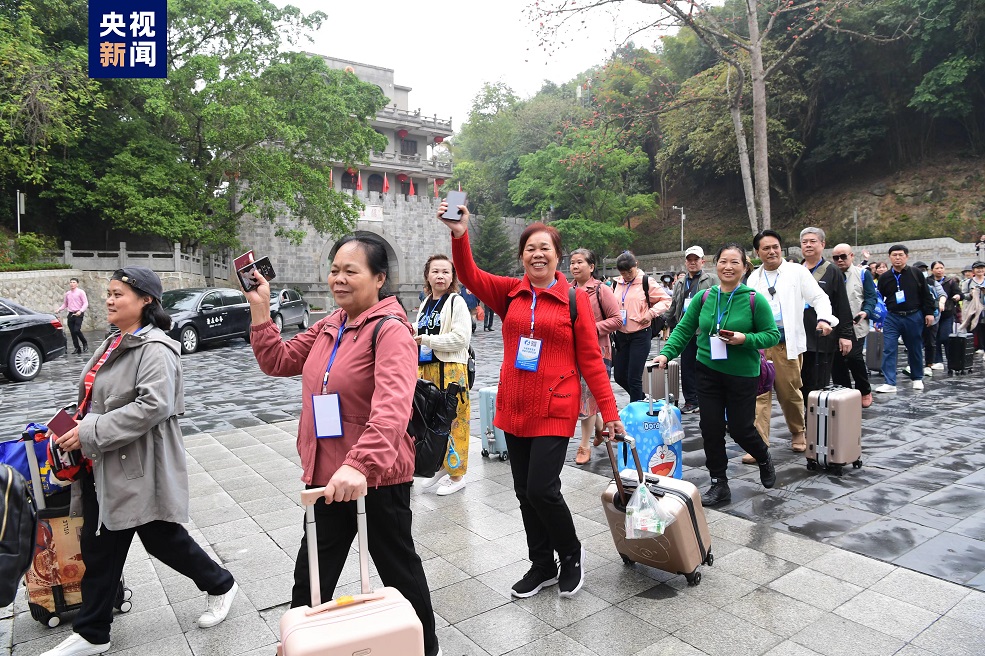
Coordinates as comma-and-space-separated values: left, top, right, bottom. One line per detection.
852, 459, 863, 469
830, 464, 845, 477
117, 600, 133, 613
499, 452, 509, 462
685, 570, 702, 586
704, 552, 714, 567
620, 554, 634, 566
29, 603, 59, 627
806, 459, 819, 471
481, 449, 489, 458
47, 614, 61, 628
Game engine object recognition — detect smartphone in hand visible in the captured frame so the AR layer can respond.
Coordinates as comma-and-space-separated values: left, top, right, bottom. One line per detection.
441, 191, 468, 220
717, 329, 734, 340
237, 255, 277, 292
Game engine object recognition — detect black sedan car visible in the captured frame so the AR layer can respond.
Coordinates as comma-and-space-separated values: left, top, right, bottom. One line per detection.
0, 298, 68, 382
162, 287, 251, 354
269, 288, 310, 332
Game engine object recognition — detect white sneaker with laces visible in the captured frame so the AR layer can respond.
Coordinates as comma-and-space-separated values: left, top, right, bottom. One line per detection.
198, 582, 238, 628
913, 380, 924, 390
902, 366, 911, 376
874, 384, 898, 393
923, 367, 933, 377
931, 362, 945, 371
436, 478, 466, 496
421, 472, 450, 489
39, 633, 109, 656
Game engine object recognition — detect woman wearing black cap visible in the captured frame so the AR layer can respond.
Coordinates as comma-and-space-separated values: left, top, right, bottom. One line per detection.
42, 266, 237, 656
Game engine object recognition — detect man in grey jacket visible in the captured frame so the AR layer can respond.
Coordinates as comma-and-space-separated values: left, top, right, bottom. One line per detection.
830, 243, 878, 407
663, 246, 717, 413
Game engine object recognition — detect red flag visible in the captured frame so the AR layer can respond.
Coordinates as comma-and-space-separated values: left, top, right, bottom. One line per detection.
356, 171, 362, 191
408, 178, 415, 196
433, 180, 439, 197
383, 173, 390, 193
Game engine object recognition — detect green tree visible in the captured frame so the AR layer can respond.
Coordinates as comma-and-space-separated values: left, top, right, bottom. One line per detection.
471, 213, 515, 277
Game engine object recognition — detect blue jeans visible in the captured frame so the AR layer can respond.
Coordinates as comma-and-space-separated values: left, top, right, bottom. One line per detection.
882, 311, 925, 386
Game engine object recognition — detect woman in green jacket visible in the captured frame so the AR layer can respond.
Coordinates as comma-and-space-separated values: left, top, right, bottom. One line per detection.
652, 244, 781, 508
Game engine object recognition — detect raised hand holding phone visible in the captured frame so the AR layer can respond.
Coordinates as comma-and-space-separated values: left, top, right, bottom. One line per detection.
436, 199, 469, 238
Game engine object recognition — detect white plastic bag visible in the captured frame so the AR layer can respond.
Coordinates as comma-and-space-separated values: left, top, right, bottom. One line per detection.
658, 405, 685, 445
625, 483, 675, 539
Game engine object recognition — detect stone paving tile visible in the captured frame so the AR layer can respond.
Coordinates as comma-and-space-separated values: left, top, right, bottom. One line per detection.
909, 616, 985, 656
673, 608, 784, 656
833, 589, 940, 642
767, 567, 863, 612
455, 603, 555, 656
722, 587, 826, 639
560, 605, 668, 656
892, 532, 985, 583
789, 613, 904, 656
829, 516, 941, 561
868, 567, 971, 614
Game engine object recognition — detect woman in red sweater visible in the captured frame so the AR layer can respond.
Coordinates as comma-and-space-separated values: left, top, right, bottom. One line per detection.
437, 202, 625, 600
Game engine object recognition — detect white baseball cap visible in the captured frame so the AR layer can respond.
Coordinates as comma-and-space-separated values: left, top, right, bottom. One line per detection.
684, 246, 704, 259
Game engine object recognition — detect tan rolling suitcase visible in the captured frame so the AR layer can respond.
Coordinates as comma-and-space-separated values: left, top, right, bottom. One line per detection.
277, 491, 424, 656
600, 435, 713, 586
806, 387, 863, 475
643, 358, 681, 405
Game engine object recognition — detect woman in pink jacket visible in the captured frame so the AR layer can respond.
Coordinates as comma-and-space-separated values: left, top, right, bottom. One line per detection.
569, 248, 623, 464
246, 235, 439, 656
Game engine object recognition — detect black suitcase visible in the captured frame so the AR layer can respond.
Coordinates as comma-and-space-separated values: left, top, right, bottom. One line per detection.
865, 329, 884, 373
947, 332, 975, 374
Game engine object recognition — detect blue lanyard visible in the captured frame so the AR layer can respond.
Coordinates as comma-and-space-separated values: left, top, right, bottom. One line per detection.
715, 287, 738, 332
418, 295, 443, 329
764, 270, 779, 295
529, 280, 557, 336
893, 271, 903, 290
620, 279, 632, 306
321, 320, 346, 394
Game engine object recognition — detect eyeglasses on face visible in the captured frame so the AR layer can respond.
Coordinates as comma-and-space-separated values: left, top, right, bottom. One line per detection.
832, 254, 850, 261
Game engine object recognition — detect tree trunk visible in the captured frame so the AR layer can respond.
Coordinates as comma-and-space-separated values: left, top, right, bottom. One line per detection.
726, 64, 759, 235
746, 0, 771, 231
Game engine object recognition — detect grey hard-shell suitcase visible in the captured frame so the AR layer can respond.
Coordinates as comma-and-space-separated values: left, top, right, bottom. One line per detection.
478, 386, 508, 461
643, 359, 680, 406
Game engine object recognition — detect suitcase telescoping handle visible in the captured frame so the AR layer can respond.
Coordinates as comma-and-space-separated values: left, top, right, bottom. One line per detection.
23, 437, 46, 511
604, 433, 645, 506
300, 489, 371, 607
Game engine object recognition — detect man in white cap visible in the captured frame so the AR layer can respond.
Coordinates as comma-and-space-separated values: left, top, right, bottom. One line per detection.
662, 245, 718, 413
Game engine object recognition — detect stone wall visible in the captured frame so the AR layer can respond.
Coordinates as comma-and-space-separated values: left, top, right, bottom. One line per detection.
0, 269, 210, 332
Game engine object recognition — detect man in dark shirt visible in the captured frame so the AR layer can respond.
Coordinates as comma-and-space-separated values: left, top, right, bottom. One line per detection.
799, 228, 854, 401
874, 244, 935, 392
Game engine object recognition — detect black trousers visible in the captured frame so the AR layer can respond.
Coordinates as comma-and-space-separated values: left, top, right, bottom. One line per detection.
291, 484, 438, 656
503, 433, 580, 569
801, 350, 834, 400
832, 336, 871, 395
74, 473, 233, 645
612, 327, 651, 402
483, 304, 494, 330
67, 312, 87, 350
696, 361, 768, 480
923, 322, 938, 366
680, 334, 699, 406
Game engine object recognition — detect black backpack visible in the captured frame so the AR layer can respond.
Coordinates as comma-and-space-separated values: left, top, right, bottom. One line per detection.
372, 316, 461, 478
1, 463, 37, 607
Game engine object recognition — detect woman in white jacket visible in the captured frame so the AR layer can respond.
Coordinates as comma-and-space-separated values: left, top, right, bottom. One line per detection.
414, 254, 474, 495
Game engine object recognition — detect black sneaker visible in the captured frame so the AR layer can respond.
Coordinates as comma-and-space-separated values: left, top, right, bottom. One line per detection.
759, 454, 776, 489
701, 479, 731, 507
681, 403, 700, 414
510, 563, 558, 599
558, 545, 586, 598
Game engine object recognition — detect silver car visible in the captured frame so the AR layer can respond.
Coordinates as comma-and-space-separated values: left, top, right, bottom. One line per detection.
269, 288, 310, 332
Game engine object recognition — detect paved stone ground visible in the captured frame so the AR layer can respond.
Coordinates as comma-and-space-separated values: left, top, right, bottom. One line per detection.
2, 325, 984, 655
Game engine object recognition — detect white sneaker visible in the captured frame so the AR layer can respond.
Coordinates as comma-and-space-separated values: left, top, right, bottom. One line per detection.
913, 380, 924, 390
420, 472, 450, 489
923, 367, 933, 377
198, 582, 238, 628
874, 384, 898, 393
39, 633, 109, 656
902, 366, 911, 376
436, 478, 466, 496
931, 362, 945, 371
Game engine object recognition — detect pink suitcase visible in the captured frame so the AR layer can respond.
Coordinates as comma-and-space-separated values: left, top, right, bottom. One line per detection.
277, 490, 424, 656
806, 386, 863, 475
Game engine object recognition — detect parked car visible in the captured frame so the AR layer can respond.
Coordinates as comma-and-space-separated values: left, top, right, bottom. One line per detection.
162, 287, 251, 354
269, 288, 310, 331
0, 298, 68, 382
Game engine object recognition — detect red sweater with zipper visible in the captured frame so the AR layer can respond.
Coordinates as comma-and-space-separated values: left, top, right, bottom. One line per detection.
452, 232, 619, 437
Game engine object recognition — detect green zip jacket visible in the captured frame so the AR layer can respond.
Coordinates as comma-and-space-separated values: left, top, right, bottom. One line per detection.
660, 284, 780, 378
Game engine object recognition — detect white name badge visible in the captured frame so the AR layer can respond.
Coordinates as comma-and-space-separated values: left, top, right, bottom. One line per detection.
620, 309, 628, 325
419, 345, 433, 363
515, 337, 543, 371
770, 298, 783, 326
710, 335, 728, 360
895, 290, 906, 304
683, 297, 691, 311
312, 393, 343, 438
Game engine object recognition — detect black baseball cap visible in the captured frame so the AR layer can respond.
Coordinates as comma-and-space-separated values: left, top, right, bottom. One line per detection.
111, 266, 163, 301
974, 261, 985, 269
914, 261, 929, 269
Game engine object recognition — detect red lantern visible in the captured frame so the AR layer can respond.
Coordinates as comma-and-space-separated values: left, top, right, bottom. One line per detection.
397, 129, 409, 139
434, 136, 444, 143
396, 173, 408, 183
435, 178, 445, 186
346, 167, 357, 175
